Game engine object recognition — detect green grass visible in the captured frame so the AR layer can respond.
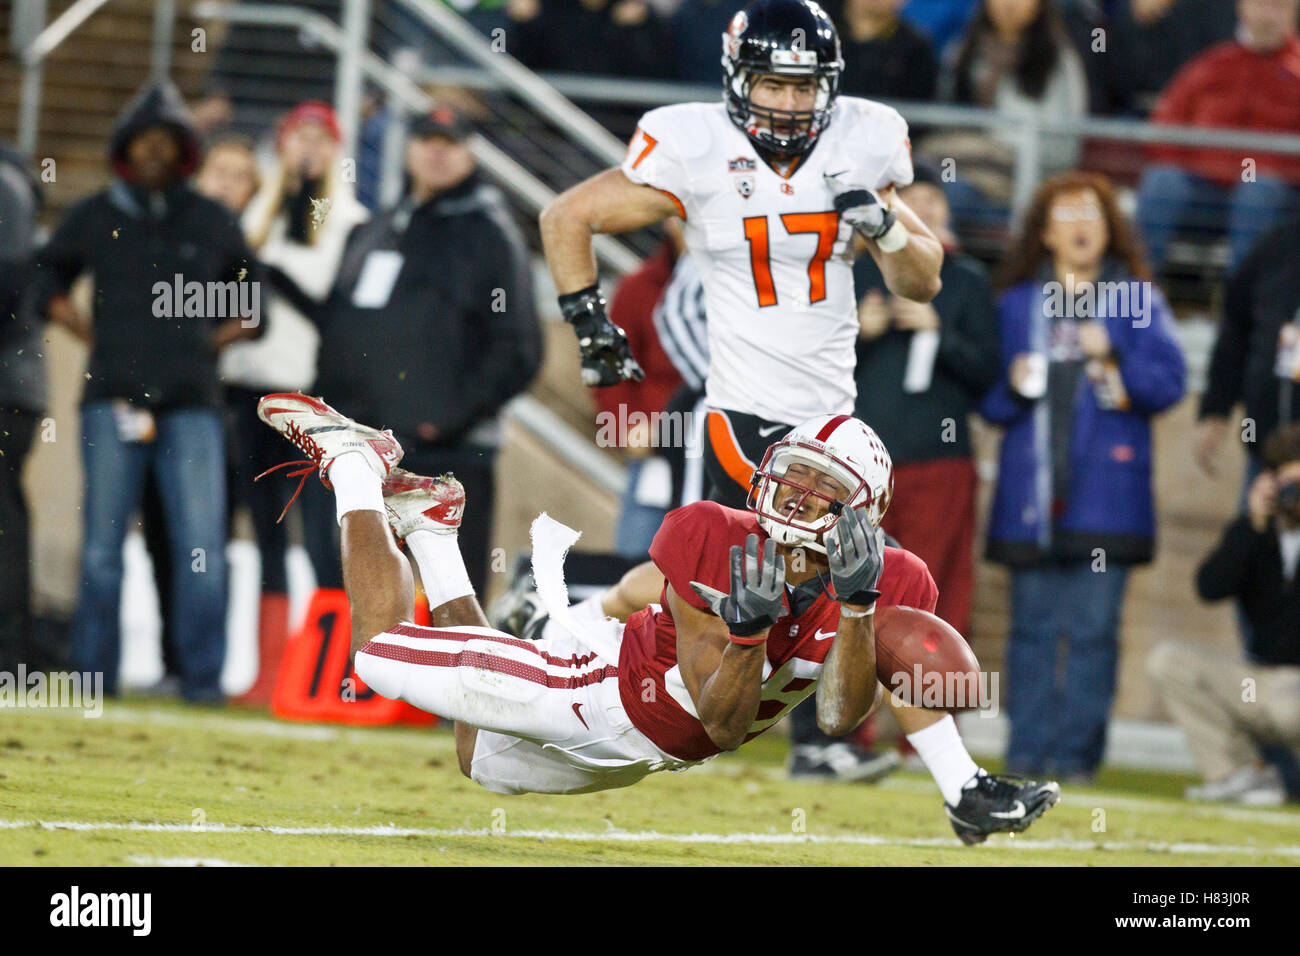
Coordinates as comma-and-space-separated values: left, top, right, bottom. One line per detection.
2, 699, 1298, 865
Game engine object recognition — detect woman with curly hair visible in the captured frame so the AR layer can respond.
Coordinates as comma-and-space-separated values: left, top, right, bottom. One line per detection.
981, 171, 1186, 781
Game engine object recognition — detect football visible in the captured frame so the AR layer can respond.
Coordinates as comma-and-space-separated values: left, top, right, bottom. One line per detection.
873, 605, 982, 710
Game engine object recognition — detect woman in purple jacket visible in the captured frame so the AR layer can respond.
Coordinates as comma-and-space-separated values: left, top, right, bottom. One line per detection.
982, 172, 1186, 781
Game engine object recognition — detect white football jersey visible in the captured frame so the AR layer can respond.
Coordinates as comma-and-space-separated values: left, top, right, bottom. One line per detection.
621, 96, 913, 425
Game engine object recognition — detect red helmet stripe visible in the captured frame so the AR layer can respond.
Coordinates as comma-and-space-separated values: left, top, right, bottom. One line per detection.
814, 414, 850, 443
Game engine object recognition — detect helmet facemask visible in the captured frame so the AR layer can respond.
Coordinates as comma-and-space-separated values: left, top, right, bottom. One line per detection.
747, 442, 874, 556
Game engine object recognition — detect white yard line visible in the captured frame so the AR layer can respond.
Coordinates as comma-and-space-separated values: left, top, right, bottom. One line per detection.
2, 819, 1296, 857
125, 855, 255, 867
13, 702, 1300, 828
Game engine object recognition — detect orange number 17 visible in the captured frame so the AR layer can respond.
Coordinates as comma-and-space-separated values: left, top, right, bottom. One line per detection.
743, 212, 839, 308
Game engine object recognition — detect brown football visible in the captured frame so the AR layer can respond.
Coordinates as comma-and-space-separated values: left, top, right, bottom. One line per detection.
873, 605, 983, 710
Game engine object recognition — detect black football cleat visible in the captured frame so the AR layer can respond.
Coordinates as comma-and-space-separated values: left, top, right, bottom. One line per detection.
945, 773, 1061, 846
487, 575, 549, 642
788, 743, 901, 783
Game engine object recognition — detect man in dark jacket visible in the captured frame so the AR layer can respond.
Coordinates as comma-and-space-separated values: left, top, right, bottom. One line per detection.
1195, 213, 1300, 490
297, 107, 542, 598
0, 144, 46, 673
1149, 424, 1300, 805
32, 83, 262, 701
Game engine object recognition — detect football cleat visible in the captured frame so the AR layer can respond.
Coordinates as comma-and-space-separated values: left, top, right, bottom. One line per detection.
382, 467, 465, 539
788, 743, 901, 783
944, 772, 1061, 846
255, 392, 403, 521
487, 573, 549, 642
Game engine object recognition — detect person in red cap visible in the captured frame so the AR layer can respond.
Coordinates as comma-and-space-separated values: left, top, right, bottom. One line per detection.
220, 100, 369, 704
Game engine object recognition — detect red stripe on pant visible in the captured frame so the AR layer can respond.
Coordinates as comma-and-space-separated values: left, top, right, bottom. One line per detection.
358, 639, 618, 690
385, 622, 605, 671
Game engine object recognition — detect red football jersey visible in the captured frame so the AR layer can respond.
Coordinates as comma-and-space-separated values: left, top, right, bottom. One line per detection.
618, 501, 938, 761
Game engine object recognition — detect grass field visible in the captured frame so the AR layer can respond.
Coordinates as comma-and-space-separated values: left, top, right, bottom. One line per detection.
2, 698, 1298, 866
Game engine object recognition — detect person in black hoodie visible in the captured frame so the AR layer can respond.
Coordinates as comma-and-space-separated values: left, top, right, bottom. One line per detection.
32, 82, 263, 702
291, 107, 542, 599
0, 143, 46, 673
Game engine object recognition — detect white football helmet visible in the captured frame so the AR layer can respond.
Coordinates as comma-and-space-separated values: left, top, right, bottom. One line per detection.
746, 413, 893, 555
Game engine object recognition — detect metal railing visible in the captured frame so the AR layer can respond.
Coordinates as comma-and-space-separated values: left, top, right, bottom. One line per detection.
14, 0, 179, 157
393, 0, 629, 167
192, 1, 629, 496
414, 66, 1300, 216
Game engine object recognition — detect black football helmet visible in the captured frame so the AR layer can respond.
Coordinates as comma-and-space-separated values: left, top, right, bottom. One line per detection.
722, 0, 843, 162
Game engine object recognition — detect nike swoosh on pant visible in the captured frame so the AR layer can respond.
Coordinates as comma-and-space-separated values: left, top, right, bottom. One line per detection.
572, 702, 589, 730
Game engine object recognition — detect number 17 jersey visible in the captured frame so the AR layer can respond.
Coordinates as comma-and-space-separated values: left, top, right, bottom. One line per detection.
621, 96, 913, 425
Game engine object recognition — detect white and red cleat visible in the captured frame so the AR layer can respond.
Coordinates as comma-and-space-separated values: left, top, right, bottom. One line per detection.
256, 392, 404, 521
382, 468, 465, 539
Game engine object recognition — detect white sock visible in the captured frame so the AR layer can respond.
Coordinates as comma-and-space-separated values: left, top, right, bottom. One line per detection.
569, 591, 608, 626
406, 529, 474, 609
906, 714, 983, 806
328, 452, 383, 525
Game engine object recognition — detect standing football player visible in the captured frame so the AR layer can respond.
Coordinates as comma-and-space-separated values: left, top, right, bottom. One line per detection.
541, 0, 943, 506
258, 394, 1060, 843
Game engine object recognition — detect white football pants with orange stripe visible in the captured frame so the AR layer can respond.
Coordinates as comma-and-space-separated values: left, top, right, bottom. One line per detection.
355, 618, 687, 795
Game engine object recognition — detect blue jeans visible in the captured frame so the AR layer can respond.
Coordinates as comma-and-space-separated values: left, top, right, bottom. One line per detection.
1005, 561, 1131, 776
72, 404, 228, 700
615, 459, 670, 560
1136, 164, 1298, 269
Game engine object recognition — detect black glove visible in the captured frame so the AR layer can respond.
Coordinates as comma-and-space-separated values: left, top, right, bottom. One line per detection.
827, 505, 884, 609
689, 534, 787, 641
558, 285, 645, 387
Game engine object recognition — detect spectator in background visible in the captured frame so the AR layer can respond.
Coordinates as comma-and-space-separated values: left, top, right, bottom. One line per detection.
834, 0, 939, 100
652, 251, 712, 510
32, 83, 262, 702
138, 133, 264, 697
981, 172, 1185, 781
922, 0, 1088, 231
1135, 0, 1300, 270
1109, 0, 1236, 116
294, 107, 542, 598
850, 162, 999, 639
0, 144, 46, 674
196, 135, 261, 213
594, 237, 685, 558
1193, 210, 1300, 794
1148, 424, 1300, 805
1196, 211, 1300, 497
222, 104, 369, 704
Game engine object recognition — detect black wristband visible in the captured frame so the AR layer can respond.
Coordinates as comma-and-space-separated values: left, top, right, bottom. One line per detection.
842, 587, 881, 606
557, 284, 606, 327
727, 615, 775, 638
